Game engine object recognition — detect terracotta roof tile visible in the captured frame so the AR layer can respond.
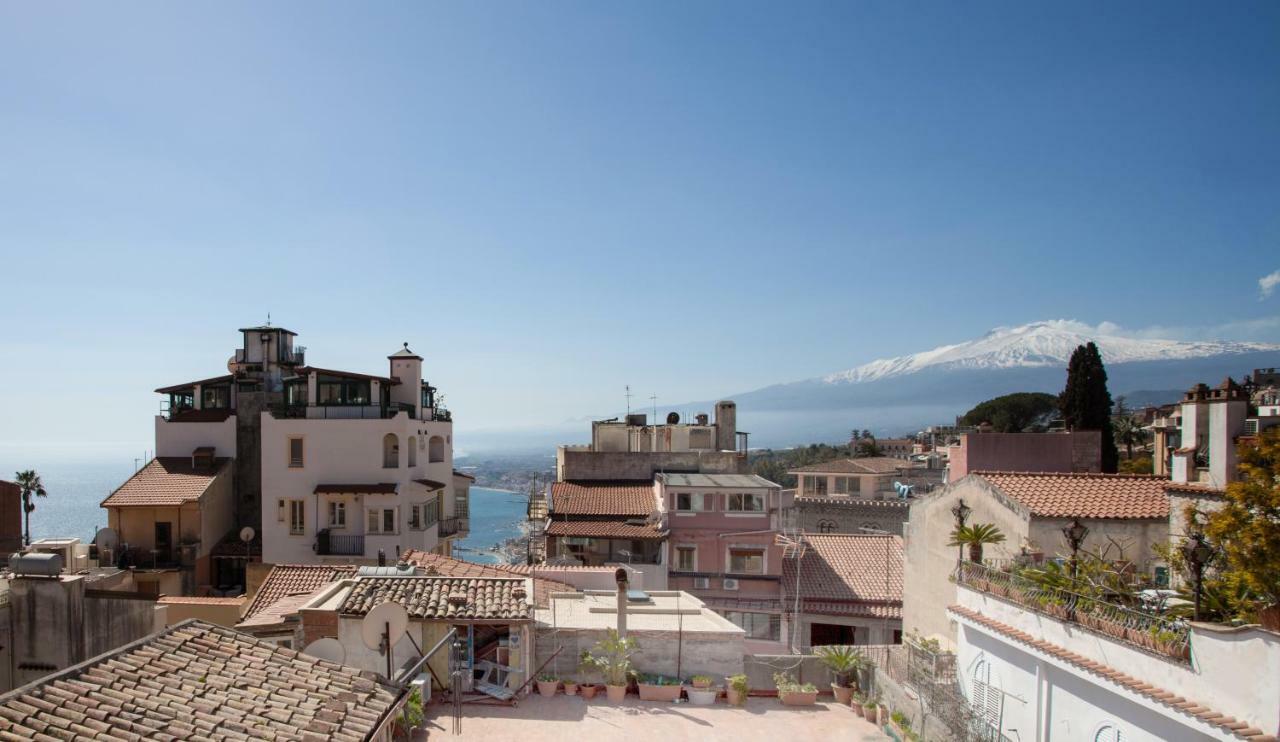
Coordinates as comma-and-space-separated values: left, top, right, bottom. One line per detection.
789, 457, 917, 475
0, 620, 401, 740
550, 482, 656, 516
339, 576, 532, 621
400, 550, 571, 608
948, 604, 1254, 740
973, 471, 1170, 519
157, 596, 244, 605
241, 564, 359, 625
100, 457, 231, 508
545, 520, 666, 540
782, 534, 903, 618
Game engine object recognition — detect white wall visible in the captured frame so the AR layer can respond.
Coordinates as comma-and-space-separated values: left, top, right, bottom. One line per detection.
154, 415, 237, 458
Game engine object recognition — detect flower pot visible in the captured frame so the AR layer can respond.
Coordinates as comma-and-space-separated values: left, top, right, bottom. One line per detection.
580, 684, 599, 699
851, 701, 865, 718
779, 690, 819, 706
727, 688, 746, 707
687, 688, 717, 706
831, 684, 853, 705
563, 682, 578, 696
605, 684, 627, 703
638, 683, 683, 702
537, 680, 559, 697
862, 703, 877, 722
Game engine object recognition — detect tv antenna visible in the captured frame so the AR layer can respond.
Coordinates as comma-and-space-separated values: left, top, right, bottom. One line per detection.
625, 385, 632, 415
650, 394, 657, 424
361, 602, 409, 680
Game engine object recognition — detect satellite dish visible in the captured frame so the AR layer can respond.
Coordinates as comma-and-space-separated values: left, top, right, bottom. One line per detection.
361, 602, 409, 651
93, 528, 119, 553
666, 411, 680, 425
239, 527, 256, 543
303, 637, 346, 664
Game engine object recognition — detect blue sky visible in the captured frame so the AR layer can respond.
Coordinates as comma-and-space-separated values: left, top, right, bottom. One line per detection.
1, 2, 1278, 452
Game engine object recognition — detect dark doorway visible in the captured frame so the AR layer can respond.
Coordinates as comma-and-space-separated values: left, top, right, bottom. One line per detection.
810, 622, 857, 647
154, 522, 173, 565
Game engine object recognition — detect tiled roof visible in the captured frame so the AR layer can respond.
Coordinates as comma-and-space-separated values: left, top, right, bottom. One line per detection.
314, 483, 398, 495
1165, 482, 1227, 496
452, 470, 476, 481
948, 605, 1274, 741
782, 534, 903, 617
338, 577, 532, 621
789, 457, 914, 475
794, 495, 909, 509
545, 520, 666, 540
242, 564, 359, 624
550, 482, 656, 516
0, 620, 402, 740
157, 596, 244, 605
400, 550, 571, 608
101, 457, 231, 508
973, 471, 1170, 519
238, 590, 325, 631
154, 374, 234, 394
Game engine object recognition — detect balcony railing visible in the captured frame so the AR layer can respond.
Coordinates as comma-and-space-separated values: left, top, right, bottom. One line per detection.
316, 530, 364, 556
437, 517, 468, 537
271, 402, 446, 421
954, 562, 1190, 663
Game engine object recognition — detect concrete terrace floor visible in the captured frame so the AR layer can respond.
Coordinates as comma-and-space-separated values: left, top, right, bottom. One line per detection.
425, 694, 890, 741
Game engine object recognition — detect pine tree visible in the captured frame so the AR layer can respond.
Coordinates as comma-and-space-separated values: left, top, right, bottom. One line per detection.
1059, 342, 1119, 472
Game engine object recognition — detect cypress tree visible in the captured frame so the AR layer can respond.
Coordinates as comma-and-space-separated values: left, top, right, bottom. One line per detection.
1059, 342, 1119, 472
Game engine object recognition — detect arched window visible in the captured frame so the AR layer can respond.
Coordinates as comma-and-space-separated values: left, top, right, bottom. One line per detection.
817, 520, 836, 534
971, 659, 1001, 734
383, 434, 399, 468
407, 436, 417, 467
1094, 725, 1125, 742
428, 435, 445, 463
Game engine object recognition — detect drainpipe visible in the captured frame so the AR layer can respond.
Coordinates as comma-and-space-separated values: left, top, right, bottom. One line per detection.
615, 567, 628, 638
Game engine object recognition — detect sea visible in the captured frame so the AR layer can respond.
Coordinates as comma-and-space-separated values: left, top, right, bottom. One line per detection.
0, 445, 528, 565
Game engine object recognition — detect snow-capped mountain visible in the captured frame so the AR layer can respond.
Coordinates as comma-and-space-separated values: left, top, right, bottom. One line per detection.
822, 321, 1278, 385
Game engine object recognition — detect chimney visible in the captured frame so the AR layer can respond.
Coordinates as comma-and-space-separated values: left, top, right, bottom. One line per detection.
615, 567, 629, 638
714, 401, 736, 451
377, 549, 387, 567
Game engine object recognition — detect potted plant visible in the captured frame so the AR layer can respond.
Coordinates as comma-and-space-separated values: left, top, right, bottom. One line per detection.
636, 673, 683, 702
536, 674, 559, 697
392, 687, 425, 738
563, 678, 579, 696
948, 523, 1007, 564
580, 683, 599, 699
850, 691, 865, 718
687, 675, 717, 705
889, 710, 912, 738
580, 629, 638, 703
861, 693, 879, 722
773, 672, 818, 706
815, 645, 865, 705
727, 674, 749, 707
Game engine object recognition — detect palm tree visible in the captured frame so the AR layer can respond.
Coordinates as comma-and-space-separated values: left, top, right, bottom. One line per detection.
1113, 415, 1148, 461
14, 470, 47, 546
948, 523, 1007, 563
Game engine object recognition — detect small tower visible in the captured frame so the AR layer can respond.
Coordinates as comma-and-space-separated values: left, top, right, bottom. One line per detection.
388, 343, 423, 416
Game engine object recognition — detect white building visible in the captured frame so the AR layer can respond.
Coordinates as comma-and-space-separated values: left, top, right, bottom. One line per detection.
131, 325, 465, 590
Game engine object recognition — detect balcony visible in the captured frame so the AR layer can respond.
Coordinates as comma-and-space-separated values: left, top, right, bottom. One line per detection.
953, 562, 1190, 663
270, 402, 449, 422
315, 530, 364, 556
437, 517, 469, 538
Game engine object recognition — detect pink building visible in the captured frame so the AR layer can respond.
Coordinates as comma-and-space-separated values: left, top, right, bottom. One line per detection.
946, 430, 1101, 483
656, 472, 787, 646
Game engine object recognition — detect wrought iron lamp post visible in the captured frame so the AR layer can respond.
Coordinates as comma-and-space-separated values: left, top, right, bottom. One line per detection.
1062, 518, 1089, 579
1181, 532, 1214, 622
950, 498, 972, 564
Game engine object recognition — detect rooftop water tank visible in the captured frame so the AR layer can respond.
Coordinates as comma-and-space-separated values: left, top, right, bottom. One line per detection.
11, 552, 63, 577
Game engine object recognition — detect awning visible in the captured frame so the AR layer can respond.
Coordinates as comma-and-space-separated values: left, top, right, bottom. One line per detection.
413, 478, 448, 491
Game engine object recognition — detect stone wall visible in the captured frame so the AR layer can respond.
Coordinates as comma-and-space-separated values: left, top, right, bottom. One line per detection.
537, 628, 744, 682
557, 449, 748, 481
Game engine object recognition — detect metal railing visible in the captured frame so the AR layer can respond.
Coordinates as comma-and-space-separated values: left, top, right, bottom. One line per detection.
954, 562, 1190, 663
316, 530, 364, 556
437, 517, 468, 537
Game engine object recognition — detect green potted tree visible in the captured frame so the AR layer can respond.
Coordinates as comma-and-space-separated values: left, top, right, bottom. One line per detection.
948, 522, 1007, 563
815, 645, 865, 705
687, 675, 717, 705
580, 630, 638, 703
773, 672, 818, 706
726, 674, 749, 706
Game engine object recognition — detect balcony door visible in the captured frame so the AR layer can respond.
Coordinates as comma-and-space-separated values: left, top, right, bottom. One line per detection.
155, 522, 173, 565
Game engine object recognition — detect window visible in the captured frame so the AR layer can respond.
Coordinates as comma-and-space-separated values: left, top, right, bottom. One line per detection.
727, 493, 765, 512
284, 379, 308, 407
288, 500, 305, 535
410, 500, 439, 531
833, 477, 860, 494
407, 436, 417, 467
728, 548, 765, 574
817, 519, 837, 534
675, 546, 697, 571
1094, 725, 1125, 742
288, 437, 304, 468
428, 435, 445, 463
971, 659, 1002, 736
383, 433, 399, 468
202, 385, 230, 409
804, 476, 827, 496
328, 501, 346, 528
316, 374, 370, 406
722, 611, 780, 641
368, 507, 398, 534
675, 492, 712, 511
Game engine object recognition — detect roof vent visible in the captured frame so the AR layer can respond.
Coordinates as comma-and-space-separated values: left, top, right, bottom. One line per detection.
447, 593, 469, 607
423, 565, 440, 576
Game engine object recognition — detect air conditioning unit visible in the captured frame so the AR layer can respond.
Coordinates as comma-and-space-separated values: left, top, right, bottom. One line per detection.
722, 578, 740, 591
693, 577, 710, 590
